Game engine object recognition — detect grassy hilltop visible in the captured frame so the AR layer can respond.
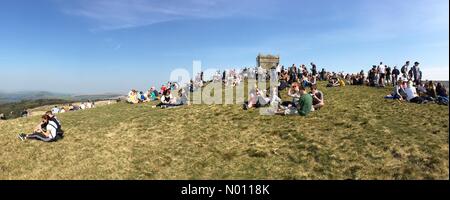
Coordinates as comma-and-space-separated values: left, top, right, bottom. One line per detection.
0, 82, 448, 180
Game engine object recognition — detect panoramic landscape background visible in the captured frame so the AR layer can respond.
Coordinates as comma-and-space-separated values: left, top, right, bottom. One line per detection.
1, 82, 448, 179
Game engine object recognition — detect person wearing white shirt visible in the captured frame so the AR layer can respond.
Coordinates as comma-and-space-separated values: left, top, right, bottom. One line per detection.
51, 106, 60, 114
378, 62, 386, 87
405, 81, 426, 104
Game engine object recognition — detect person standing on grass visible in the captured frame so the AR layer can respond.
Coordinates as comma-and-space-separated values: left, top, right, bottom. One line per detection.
18, 115, 60, 142
386, 65, 392, 86
378, 62, 386, 87
392, 66, 400, 86
412, 62, 421, 86
401, 61, 410, 78
319, 68, 325, 81
374, 66, 380, 87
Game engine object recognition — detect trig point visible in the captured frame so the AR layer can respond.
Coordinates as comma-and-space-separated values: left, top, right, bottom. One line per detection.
256, 53, 280, 70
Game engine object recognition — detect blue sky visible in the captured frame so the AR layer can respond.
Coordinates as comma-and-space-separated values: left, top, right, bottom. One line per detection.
0, 0, 448, 94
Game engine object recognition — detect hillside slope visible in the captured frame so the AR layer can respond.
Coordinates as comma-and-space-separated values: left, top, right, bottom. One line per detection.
0, 83, 448, 180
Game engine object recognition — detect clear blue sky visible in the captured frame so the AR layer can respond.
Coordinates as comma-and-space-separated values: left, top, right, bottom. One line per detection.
0, 0, 448, 94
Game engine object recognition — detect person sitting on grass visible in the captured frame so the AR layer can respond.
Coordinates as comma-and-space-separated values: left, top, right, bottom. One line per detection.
281, 82, 301, 108
310, 84, 324, 110
278, 85, 313, 116
243, 85, 270, 110
338, 78, 346, 87
153, 89, 174, 108
153, 88, 188, 108
18, 114, 61, 142
436, 83, 448, 98
386, 79, 408, 100
127, 90, 139, 104
297, 85, 314, 116
51, 106, 60, 114
435, 82, 449, 105
405, 81, 427, 104
138, 91, 147, 102
425, 81, 437, 99
175, 88, 189, 106
326, 77, 340, 87
417, 82, 427, 96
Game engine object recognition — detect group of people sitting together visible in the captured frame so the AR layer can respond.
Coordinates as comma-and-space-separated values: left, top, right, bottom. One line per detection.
18, 110, 63, 142
50, 101, 96, 114
363, 60, 450, 105
241, 63, 326, 116
243, 83, 324, 117
127, 81, 189, 108
386, 79, 448, 105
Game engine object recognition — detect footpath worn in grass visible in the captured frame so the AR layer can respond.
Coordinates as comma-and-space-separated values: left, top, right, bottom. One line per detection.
0, 83, 448, 180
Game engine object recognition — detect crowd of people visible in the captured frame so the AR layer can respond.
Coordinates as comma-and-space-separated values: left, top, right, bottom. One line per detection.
127, 81, 189, 108
375, 61, 449, 105
48, 101, 96, 115
17, 60, 449, 143
242, 63, 326, 116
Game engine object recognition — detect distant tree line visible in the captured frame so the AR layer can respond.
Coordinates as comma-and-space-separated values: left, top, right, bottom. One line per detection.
0, 99, 74, 120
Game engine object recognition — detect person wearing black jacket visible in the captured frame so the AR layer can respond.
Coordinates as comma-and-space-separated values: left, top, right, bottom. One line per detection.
392, 66, 400, 86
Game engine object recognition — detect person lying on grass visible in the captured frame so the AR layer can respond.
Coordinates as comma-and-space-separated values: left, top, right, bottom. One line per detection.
18, 114, 61, 142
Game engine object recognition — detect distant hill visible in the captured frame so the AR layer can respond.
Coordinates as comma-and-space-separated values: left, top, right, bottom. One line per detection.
0, 91, 72, 104
0, 91, 123, 120
0, 91, 122, 105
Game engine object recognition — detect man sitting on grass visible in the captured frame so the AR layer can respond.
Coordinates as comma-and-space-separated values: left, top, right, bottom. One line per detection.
297, 85, 313, 116
18, 114, 60, 142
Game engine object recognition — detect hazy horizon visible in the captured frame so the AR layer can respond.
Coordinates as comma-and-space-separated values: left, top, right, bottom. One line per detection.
1, 0, 448, 94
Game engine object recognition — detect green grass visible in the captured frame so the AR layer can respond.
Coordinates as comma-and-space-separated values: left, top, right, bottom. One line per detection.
0, 82, 448, 180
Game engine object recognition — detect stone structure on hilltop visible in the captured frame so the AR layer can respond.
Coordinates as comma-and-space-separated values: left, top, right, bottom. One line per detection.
256, 54, 280, 70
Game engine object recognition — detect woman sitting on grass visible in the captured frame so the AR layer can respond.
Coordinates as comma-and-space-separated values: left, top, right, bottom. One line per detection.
18, 114, 61, 142
153, 89, 174, 108
127, 89, 140, 104
425, 81, 437, 99
386, 79, 408, 100
153, 88, 188, 108
281, 82, 301, 108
